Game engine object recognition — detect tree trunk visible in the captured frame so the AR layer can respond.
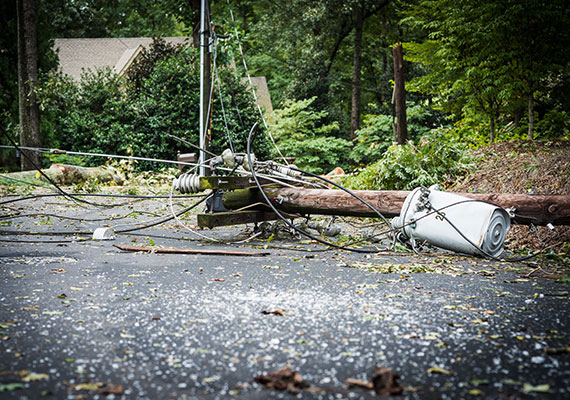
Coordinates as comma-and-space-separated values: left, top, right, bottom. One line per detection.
528, 93, 534, 140
392, 43, 407, 144
489, 116, 495, 143
513, 108, 522, 128
17, 0, 41, 171
350, 1, 364, 141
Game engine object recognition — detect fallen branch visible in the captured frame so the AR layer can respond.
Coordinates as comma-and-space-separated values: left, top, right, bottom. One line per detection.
113, 244, 269, 256
4, 164, 123, 185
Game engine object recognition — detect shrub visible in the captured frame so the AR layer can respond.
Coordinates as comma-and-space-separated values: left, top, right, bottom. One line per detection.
344, 129, 474, 190
269, 97, 351, 173
350, 102, 445, 165
39, 37, 268, 171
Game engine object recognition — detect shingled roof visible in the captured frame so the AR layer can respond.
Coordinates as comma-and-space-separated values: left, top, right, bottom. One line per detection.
54, 37, 191, 81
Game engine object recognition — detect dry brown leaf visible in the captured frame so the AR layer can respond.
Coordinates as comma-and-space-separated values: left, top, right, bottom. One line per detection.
261, 309, 285, 316
254, 367, 311, 394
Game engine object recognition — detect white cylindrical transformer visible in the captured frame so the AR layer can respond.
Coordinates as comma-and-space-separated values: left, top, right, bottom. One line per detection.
392, 186, 510, 257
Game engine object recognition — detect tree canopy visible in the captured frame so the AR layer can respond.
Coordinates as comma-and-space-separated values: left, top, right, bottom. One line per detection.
3, 0, 570, 172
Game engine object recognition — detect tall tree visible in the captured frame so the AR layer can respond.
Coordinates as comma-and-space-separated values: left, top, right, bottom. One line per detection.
392, 42, 407, 144
403, 0, 570, 142
350, 1, 364, 140
17, 0, 41, 170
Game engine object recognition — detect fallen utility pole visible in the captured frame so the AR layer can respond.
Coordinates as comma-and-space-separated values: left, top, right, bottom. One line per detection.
221, 188, 570, 226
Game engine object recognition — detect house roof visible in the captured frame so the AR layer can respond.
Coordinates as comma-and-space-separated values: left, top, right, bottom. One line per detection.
53, 37, 191, 81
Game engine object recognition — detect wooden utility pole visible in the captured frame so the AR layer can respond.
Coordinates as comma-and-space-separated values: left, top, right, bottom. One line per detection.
17, 0, 41, 171
199, 0, 211, 176
392, 43, 407, 144
221, 187, 570, 226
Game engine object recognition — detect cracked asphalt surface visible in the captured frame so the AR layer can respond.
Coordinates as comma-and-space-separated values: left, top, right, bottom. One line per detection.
0, 194, 569, 399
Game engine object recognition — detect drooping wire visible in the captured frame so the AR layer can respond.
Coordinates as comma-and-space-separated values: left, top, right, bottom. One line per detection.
0, 129, 114, 208
0, 173, 51, 188
225, 0, 289, 166
246, 123, 394, 253
216, 75, 235, 153
0, 145, 200, 169
116, 195, 209, 234
165, 133, 218, 158
0, 192, 204, 207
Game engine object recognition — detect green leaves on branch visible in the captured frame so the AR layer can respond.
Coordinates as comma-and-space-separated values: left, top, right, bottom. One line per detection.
344, 129, 474, 191
39, 37, 267, 170
270, 97, 351, 174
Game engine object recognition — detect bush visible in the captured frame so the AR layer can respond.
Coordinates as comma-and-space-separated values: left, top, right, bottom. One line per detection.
39, 37, 268, 171
269, 97, 351, 173
344, 129, 474, 190
350, 102, 445, 165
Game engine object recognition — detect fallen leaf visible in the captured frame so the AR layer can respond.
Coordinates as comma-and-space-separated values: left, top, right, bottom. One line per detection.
98, 383, 123, 395
371, 366, 403, 396
120, 333, 135, 339
345, 378, 373, 390
469, 388, 483, 395
522, 383, 550, 393
0, 383, 25, 392
21, 372, 49, 382
261, 310, 285, 316
74, 382, 104, 391
254, 367, 311, 394
212, 278, 226, 282
50, 268, 66, 274
427, 367, 452, 375
544, 346, 570, 355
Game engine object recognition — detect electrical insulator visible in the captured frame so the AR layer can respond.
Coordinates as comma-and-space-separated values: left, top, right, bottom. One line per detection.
173, 174, 201, 194
267, 161, 302, 178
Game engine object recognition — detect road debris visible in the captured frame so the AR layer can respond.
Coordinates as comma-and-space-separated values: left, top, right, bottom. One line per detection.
346, 366, 403, 396
113, 244, 269, 256
253, 367, 313, 394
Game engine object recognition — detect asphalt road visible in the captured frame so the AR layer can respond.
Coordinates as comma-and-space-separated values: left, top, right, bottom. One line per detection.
0, 194, 568, 399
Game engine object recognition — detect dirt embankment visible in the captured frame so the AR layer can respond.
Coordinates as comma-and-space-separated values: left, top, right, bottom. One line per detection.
452, 140, 570, 253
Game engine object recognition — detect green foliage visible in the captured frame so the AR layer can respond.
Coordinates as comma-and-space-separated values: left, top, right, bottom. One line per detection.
0, 0, 58, 170
39, 38, 267, 171
344, 129, 474, 190
36, 71, 79, 152
350, 113, 393, 164
269, 97, 351, 173
402, 0, 570, 142
350, 102, 442, 164
534, 111, 570, 140
45, 0, 188, 38
126, 37, 186, 92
